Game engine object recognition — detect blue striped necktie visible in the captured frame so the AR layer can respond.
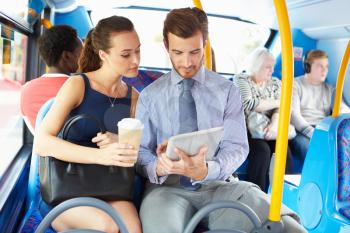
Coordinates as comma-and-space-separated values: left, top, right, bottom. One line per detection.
178, 78, 201, 190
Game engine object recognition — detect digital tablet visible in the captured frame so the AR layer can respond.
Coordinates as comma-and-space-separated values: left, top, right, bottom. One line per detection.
165, 127, 224, 161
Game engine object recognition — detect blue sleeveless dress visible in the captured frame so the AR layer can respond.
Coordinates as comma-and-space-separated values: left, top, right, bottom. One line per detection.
66, 73, 132, 140
40, 73, 132, 216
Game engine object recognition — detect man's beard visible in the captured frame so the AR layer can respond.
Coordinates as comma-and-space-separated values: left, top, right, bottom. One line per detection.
170, 55, 204, 78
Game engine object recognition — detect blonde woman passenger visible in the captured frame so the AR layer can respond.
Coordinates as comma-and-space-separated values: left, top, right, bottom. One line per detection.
234, 48, 293, 191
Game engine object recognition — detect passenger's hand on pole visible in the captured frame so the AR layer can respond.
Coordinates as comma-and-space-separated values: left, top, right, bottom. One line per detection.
97, 143, 137, 167
92, 132, 118, 148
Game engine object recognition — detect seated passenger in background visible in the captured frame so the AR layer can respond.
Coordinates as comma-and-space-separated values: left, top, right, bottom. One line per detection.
234, 48, 294, 192
291, 49, 350, 161
20, 25, 82, 133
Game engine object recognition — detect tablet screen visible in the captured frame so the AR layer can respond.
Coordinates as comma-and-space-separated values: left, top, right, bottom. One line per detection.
165, 127, 224, 161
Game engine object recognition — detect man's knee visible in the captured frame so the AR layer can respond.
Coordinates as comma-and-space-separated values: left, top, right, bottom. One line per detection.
281, 215, 307, 233
140, 187, 195, 233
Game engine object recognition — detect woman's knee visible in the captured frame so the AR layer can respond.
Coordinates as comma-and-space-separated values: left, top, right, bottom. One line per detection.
97, 216, 120, 233
127, 221, 142, 233
99, 211, 141, 233
109, 201, 141, 233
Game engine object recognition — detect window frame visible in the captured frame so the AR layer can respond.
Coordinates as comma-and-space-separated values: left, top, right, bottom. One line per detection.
91, 5, 275, 76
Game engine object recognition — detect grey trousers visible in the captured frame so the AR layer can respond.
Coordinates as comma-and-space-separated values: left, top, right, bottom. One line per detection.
140, 179, 306, 233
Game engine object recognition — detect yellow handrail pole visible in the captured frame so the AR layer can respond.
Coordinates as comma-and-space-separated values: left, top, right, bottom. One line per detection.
269, 0, 294, 221
41, 19, 53, 29
332, 40, 350, 118
192, 0, 212, 70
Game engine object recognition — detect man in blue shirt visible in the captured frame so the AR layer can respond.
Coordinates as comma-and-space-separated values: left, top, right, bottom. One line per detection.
136, 7, 305, 233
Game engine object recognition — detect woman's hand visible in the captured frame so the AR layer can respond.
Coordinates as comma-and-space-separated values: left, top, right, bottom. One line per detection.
97, 143, 138, 167
92, 132, 118, 148
274, 99, 281, 109
264, 123, 278, 140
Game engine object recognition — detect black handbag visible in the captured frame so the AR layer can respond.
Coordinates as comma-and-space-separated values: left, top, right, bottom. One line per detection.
39, 114, 135, 205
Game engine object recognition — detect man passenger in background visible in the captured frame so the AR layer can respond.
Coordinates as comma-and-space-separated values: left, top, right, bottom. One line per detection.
291, 49, 350, 160
136, 7, 306, 233
20, 25, 82, 133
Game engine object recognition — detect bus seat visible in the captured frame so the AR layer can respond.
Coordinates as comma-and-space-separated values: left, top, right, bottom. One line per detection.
123, 69, 163, 93
236, 160, 248, 180
19, 98, 55, 233
282, 113, 350, 232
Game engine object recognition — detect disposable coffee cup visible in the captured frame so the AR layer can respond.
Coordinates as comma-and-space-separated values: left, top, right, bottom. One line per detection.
117, 118, 144, 150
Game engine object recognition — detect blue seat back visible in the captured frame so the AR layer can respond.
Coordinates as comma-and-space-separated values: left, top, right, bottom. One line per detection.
291, 114, 350, 231
26, 98, 55, 212
19, 99, 55, 233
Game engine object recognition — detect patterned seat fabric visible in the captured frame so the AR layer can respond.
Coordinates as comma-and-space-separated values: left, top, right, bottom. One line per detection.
339, 207, 350, 221
337, 118, 350, 221
21, 209, 55, 233
337, 118, 350, 202
123, 70, 163, 92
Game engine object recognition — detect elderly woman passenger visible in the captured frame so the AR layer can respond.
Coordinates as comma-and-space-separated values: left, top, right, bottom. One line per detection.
234, 48, 294, 192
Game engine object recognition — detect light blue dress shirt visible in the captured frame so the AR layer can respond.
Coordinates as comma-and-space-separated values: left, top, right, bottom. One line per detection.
135, 66, 249, 184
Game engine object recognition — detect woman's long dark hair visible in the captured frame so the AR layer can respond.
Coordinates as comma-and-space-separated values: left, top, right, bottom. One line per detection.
78, 16, 134, 73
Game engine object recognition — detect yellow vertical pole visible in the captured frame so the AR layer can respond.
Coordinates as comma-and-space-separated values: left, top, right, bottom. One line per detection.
269, 0, 294, 221
192, 0, 212, 70
332, 40, 350, 118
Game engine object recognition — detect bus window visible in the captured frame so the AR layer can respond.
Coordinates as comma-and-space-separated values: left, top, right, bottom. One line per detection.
0, 23, 26, 176
90, 7, 270, 75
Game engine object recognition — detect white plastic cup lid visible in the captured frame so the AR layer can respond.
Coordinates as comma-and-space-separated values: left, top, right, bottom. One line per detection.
117, 118, 144, 130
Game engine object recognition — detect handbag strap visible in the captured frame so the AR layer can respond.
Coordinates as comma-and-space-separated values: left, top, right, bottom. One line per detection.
130, 87, 139, 118
62, 114, 106, 140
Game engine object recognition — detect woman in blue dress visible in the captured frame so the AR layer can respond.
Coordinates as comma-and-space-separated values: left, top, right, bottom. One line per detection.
35, 15, 142, 233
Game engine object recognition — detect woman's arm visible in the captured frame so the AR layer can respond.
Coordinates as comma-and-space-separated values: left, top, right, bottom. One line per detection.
34, 75, 97, 163
263, 112, 279, 140
254, 99, 280, 112
234, 75, 258, 113
34, 75, 137, 166
234, 75, 279, 113
256, 77, 281, 112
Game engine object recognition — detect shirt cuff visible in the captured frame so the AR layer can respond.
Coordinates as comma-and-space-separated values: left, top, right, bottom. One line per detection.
192, 161, 220, 184
145, 160, 168, 184
301, 126, 314, 139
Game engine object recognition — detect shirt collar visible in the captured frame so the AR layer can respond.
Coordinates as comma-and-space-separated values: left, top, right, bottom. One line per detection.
40, 73, 70, 78
170, 65, 206, 85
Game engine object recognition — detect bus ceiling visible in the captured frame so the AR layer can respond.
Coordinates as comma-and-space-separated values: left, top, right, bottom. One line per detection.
35, 0, 350, 40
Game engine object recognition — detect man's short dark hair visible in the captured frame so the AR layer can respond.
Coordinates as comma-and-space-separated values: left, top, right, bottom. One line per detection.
38, 25, 79, 66
163, 7, 208, 46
